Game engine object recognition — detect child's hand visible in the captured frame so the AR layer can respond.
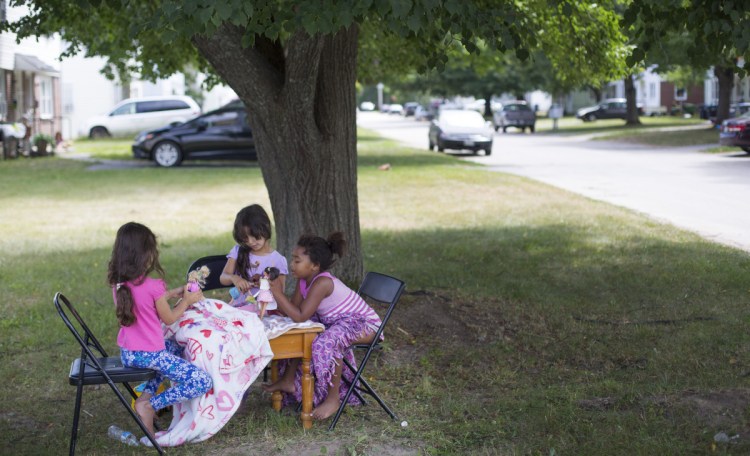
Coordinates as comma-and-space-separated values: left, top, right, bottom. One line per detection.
167, 286, 184, 300
183, 284, 204, 306
269, 276, 283, 295
232, 276, 252, 293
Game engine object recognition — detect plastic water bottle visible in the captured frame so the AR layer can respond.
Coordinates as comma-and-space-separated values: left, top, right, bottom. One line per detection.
108, 425, 139, 446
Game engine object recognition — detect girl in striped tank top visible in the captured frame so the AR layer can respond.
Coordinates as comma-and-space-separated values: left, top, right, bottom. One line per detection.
262, 232, 382, 420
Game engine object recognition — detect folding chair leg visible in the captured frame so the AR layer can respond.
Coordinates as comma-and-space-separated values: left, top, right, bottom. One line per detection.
103, 378, 165, 455
329, 348, 397, 431
341, 358, 368, 406
350, 374, 397, 420
69, 381, 85, 456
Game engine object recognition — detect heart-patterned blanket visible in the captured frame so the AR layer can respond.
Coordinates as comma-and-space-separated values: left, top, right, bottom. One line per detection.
151, 299, 274, 447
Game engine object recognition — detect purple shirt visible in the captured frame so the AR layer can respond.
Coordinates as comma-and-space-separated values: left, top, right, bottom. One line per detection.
115, 276, 167, 351
227, 245, 288, 295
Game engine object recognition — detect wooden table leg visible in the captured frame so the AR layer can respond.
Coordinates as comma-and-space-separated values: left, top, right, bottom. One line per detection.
270, 360, 282, 412
301, 356, 314, 429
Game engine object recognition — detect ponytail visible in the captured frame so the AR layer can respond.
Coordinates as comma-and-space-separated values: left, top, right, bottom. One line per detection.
114, 284, 136, 326
297, 231, 346, 271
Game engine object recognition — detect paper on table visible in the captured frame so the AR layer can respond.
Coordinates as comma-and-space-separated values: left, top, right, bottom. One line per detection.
262, 315, 324, 339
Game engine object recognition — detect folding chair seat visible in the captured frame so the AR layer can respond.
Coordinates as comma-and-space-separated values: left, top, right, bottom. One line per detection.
328, 272, 406, 431
54, 292, 164, 455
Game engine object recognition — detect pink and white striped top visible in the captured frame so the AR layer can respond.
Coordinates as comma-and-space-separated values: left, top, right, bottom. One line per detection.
300, 272, 381, 329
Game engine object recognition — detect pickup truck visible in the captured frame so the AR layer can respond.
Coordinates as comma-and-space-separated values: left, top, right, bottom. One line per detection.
493, 101, 536, 133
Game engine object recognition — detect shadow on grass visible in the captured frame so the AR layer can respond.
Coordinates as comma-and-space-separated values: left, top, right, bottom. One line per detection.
4, 224, 750, 454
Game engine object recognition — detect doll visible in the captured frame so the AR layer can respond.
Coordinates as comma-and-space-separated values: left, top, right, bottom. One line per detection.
187, 265, 210, 292
254, 267, 279, 319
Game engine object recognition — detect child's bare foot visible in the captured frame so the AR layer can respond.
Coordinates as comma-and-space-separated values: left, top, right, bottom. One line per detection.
261, 376, 295, 394
312, 395, 341, 420
134, 398, 156, 437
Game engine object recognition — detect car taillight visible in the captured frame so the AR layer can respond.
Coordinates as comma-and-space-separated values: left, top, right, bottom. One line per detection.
724, 123, 747, 133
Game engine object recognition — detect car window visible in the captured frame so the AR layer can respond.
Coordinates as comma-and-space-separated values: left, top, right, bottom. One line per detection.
110, 103, 136, 116
136, 100, 191, 113
505, 104, 530, 112
188, 110, 239, 128
440, 110, 484, 127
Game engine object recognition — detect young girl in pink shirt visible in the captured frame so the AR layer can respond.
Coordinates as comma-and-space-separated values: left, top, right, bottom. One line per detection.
108, 222, 213, 438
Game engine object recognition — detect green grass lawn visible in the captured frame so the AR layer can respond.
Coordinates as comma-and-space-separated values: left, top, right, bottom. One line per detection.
2, 129, 750, 454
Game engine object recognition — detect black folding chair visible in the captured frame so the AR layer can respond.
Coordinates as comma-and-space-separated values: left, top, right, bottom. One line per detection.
186, 255, 230, 291
54, 293, 164, 455
328, 272, 406, 431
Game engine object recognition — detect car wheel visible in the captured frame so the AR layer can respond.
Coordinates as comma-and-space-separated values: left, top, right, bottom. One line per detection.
585, 113, 597, 122
152, 141, 183, 167
742, 146, 750, 154
494, 125, 499, 132
502, 126, 507, 133
483, 146, 492, 156
530, 125, 535, 133
89, 127, 110, 139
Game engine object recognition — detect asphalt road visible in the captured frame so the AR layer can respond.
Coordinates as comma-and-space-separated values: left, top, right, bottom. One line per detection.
357, 111, 750, 253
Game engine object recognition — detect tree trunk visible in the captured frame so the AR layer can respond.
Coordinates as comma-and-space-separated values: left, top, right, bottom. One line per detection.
483, 94, 493, 118
714, 65, 734, 125
624, 74, 641, 125
193, 25, 363, 284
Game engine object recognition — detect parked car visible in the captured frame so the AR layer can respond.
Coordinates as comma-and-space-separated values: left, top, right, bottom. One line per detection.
360, 101, 375, 111
719, 112, 750, 153
388, 103, 404, 115
85, 95, 201, 138
132, 103, 255, 167
414, 105, 433, 121
701, 103, 750, 123
403, 102, 420, 117
576, 98, 644, 121
428, 109, 493, 155
493, 101, 536, 133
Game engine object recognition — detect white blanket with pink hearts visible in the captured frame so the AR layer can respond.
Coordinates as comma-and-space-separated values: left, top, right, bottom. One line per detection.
153, 299, 274, 447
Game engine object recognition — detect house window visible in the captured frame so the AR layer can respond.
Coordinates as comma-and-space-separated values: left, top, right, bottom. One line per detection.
39, 77, 53, 119
649, 83, 656, 99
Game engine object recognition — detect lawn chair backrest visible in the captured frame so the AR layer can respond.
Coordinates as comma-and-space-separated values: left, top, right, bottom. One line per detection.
54, 292, 109, 359
186, 255, 229, 291
357, 272, 405, 340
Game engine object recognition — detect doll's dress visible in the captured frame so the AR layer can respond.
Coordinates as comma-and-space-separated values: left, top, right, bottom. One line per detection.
254, 278, 277, 310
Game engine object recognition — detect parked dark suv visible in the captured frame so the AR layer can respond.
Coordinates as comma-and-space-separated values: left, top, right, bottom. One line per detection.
132, 101, 255, 167
576, 98, 644, 121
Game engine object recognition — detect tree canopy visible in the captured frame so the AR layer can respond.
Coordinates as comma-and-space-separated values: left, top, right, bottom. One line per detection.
7, 0, 627, 282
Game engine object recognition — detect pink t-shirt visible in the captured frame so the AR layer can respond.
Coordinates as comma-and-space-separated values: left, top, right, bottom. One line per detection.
115, 276, 168, 351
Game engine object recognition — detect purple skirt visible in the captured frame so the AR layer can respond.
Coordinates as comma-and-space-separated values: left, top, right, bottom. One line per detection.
279, 313, 381, 407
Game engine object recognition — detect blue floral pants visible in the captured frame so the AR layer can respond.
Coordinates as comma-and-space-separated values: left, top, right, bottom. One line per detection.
120, 338, 213, 411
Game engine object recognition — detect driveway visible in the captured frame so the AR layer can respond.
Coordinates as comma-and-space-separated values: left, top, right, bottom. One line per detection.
358, 112, 750, 252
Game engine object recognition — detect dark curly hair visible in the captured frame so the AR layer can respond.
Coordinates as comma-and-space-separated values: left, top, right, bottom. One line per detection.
232, 204, 272, 280
107, 222, 164, 326
296, 232, 345, 271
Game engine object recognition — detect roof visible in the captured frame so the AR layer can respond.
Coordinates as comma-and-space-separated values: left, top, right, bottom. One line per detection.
15, 54, 59, 76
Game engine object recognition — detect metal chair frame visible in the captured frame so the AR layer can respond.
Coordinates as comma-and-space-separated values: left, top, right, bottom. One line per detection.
54, 292, 164, 455
328, 272, 406, 431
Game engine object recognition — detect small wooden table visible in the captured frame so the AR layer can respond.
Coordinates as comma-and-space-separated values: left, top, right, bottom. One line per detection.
268, 326, 324, 429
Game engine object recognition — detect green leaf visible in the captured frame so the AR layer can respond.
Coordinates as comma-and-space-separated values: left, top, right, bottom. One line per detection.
390, 0, 411, 18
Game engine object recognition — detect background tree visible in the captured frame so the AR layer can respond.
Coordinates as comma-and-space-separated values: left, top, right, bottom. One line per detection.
625, 0, 750, 125
8, 0, 624, 282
